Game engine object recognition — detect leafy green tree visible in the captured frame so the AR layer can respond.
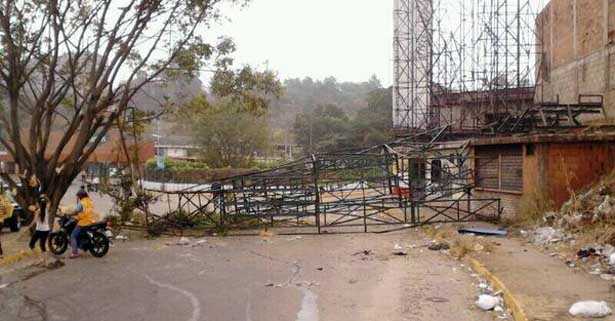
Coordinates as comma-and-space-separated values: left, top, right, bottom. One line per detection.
211, 65, 283, 115
192, 100, 270, 168
349, 88, 393, 148
293, 104, 352, 154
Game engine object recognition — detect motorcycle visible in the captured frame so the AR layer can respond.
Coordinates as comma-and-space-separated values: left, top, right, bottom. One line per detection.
48, 215, 110, 258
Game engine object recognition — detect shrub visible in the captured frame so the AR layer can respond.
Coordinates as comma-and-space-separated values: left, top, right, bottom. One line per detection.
146, 157, 209, 172
515, 188, 554, 226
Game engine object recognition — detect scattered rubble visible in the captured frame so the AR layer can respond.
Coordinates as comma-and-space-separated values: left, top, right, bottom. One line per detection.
176, 237, 191, 246
428, 242, 450, 251
392, 244, 408, 256
458, 227, 507, 237
522, 174, 615, 285
352, 250, 372, 256
531, 227, 564, 245
569, 301, 612, 318
472, 274, 510, 319
115, 235, 129, 241
476, 294, 501, 311
425, 296, 449, 303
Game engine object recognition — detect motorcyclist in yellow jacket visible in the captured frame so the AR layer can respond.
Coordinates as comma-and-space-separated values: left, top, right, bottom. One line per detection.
68, 189, 96, 258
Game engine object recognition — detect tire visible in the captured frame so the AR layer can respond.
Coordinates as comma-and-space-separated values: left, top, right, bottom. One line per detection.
49, 231, 69, 255
89, 231, 109, 258
17, 209, 33, 227
7, 215, 19, 232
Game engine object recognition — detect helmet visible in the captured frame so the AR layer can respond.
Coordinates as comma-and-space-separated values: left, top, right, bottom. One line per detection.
76, 189, 89, 199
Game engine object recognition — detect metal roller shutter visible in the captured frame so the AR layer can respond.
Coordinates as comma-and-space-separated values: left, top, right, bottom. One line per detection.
476, 145, 523, 192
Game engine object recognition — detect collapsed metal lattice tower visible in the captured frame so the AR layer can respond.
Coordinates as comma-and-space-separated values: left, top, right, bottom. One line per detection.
142, 128, 502, 234
393, 0, 546, 133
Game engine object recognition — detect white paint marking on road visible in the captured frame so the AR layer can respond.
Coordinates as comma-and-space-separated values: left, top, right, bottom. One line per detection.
296, 287, 319, 321
145, 275, 202, 321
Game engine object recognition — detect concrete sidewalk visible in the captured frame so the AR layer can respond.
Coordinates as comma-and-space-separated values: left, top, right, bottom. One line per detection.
475, 237, 615, 321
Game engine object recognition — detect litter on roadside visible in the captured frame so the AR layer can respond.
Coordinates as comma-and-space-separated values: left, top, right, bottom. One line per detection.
352, 250, 372, 256
458, 227, 507, 237
428, 242, 450, 251
476, 294, 500, 311
531, 227, 564, 245
569, 301, 612, 318
392, 244, 408, 256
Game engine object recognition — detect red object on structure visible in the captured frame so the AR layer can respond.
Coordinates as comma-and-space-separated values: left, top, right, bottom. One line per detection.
392, 186, 411, 198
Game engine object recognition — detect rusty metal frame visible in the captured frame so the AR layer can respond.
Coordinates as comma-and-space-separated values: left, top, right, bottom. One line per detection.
142, 128, 503, 234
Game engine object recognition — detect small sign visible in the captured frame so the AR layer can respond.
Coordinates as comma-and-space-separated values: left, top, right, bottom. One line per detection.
156, 155, 165, 170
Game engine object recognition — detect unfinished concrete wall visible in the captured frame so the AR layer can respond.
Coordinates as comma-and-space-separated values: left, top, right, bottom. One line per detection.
536, 0, 615, 119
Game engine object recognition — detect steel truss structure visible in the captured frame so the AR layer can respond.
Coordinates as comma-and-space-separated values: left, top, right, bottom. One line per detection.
393, 0, 548, 133
144, 128, 502, 234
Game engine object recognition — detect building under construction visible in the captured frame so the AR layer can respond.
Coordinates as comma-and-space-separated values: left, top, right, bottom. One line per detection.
140, 0, 615, 234
392, 0, 615, 217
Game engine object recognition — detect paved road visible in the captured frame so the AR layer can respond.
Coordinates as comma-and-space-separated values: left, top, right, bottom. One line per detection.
1, 231, 491, 321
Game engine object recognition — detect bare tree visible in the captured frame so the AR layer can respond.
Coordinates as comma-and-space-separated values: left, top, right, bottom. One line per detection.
0, 0, 244, 218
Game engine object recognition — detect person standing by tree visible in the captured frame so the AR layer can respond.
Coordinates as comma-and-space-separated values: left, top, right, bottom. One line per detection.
0, 0, 243, 225
27, 195, 51, 265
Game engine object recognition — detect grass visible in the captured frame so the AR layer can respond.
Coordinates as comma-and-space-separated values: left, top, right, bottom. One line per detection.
422, 225, 496, 260
511, 188, 555, 227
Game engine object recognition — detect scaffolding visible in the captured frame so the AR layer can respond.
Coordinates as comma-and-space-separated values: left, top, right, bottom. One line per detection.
393, 0, 547, 134
140, 128, 502, 235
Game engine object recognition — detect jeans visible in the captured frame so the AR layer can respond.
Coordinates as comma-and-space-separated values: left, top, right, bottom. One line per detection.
70, 226, 82, 254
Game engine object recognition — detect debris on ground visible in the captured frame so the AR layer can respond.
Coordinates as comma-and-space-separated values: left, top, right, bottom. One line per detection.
471, 273, 510, 319
425, 296, 449, 303
352, 250, 372, 256
569, 301, 612, 318
45, 259, 65, 270
458, 227, 507, 237
392, 244, 408, 256
475, 294, 501, 311
176, 237, 191, 246
115, 235, 129, 241
531, 227, 565, 245
191, 239, 208, 247
577, 247, 598, 259
428, 242, 450, 251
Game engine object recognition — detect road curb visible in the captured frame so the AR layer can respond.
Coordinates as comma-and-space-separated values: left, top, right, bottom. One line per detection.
470, 258, 529, 321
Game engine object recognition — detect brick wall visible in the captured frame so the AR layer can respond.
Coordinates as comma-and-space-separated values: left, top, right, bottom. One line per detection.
536, 0, 615, 119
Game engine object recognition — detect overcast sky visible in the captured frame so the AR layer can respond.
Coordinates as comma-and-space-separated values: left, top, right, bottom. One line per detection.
214, 0, 394, 86
212, 0, 548, 87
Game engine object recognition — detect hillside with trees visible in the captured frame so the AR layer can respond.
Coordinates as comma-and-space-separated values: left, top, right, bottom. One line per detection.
268, 75, 383, 131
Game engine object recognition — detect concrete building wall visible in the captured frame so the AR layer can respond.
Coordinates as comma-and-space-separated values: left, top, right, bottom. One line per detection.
536, 0, 615, 119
